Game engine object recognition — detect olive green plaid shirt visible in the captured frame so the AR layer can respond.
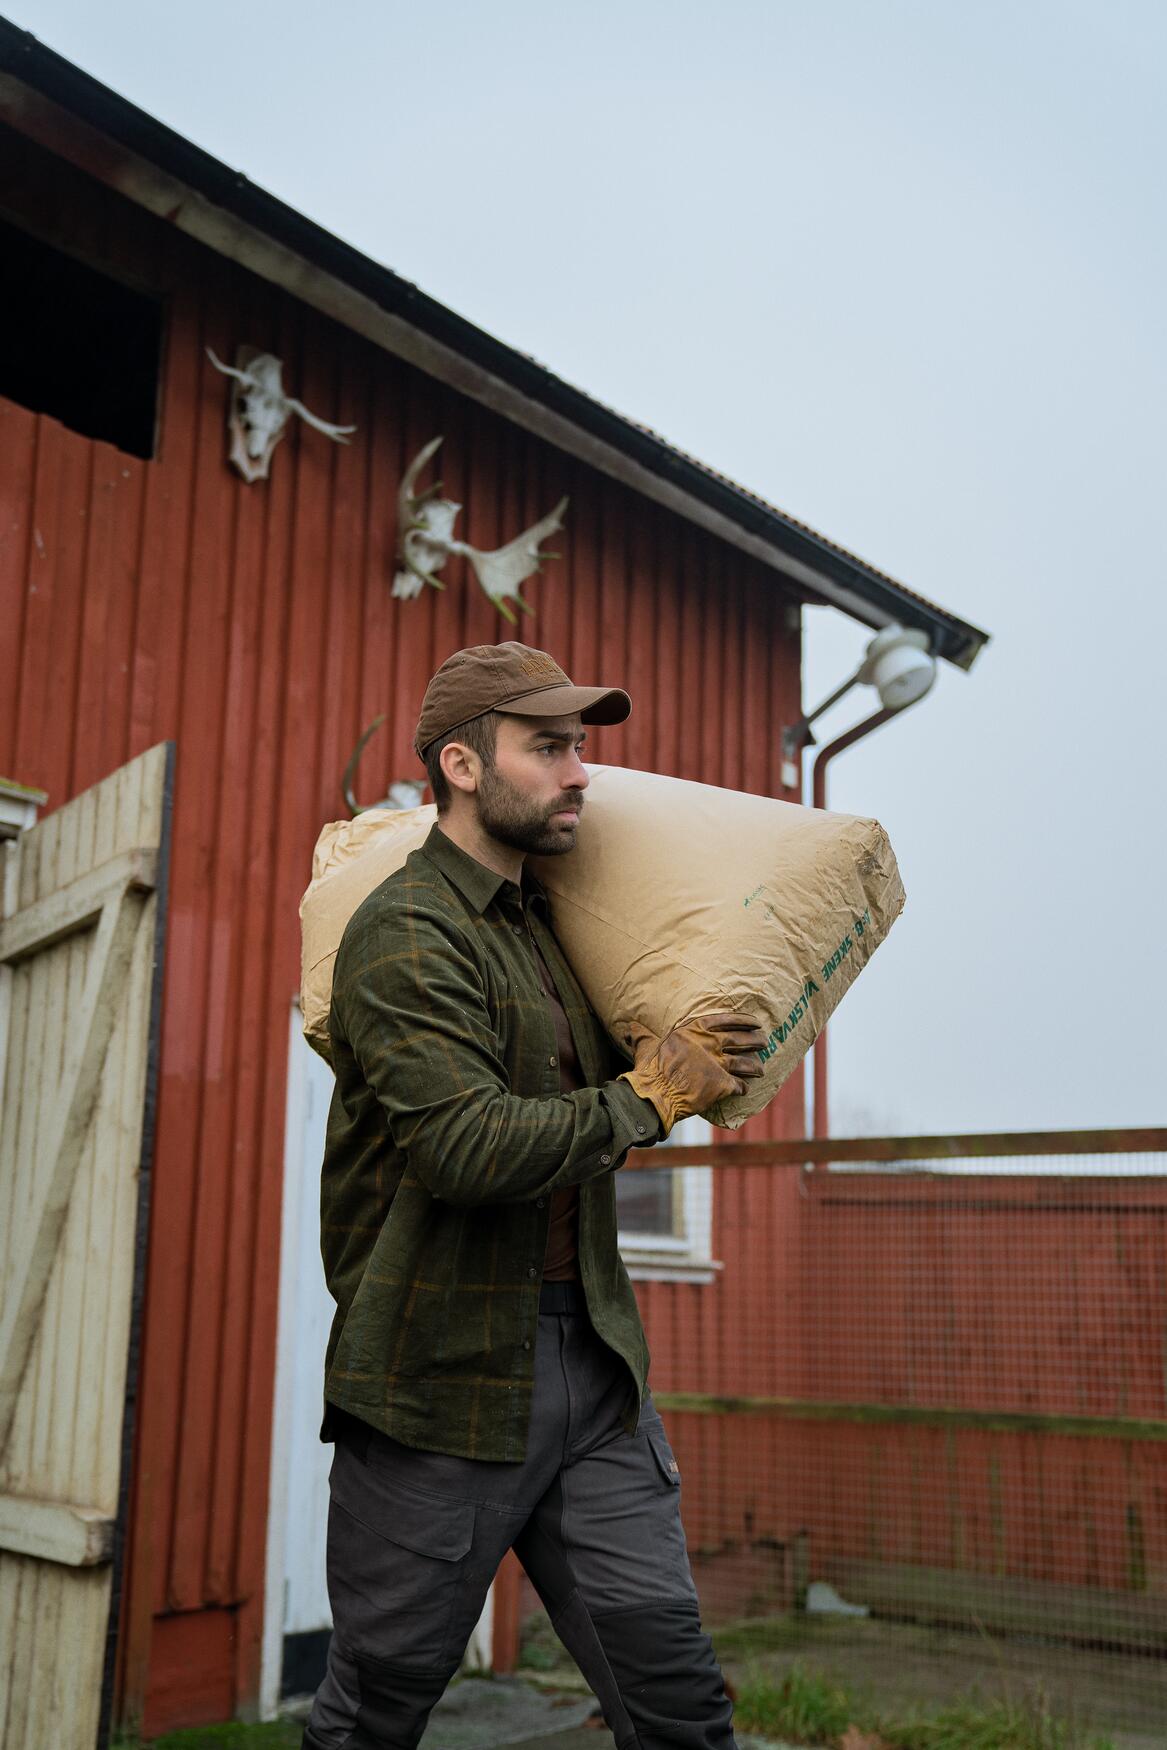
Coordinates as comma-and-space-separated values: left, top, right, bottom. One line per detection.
321, 823, 662, 1461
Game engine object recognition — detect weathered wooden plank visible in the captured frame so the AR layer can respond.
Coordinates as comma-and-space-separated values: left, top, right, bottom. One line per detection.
30, 784, 87, 1500
0, 744, 168, 1746
69, 763, 143, 1509
89, 886, 156, 1500
53, 1566, 107, 1747
0, 1559, 16, 1736
654, 1392, 1167, 1442
0, 845, 157, 964
0, 959, 28, 1333
0, 883, 148, 1448
647, 1130, 1167, 1168
0, 1493, 114, 1566
2, 1554, 36, 1744
0, 838, 19, 1120
27, 929, 78, 1494
6, 853, 59, 1483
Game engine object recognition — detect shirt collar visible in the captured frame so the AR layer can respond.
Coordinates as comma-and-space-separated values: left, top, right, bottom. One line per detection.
421, 822, 548, 917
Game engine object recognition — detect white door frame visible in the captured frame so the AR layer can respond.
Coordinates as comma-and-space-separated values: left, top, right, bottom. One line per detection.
261, 1007, 501, 1715
260, 1005, 334, 1715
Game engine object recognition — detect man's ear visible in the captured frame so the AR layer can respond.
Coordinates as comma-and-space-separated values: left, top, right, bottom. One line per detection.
439, 740, 480, 797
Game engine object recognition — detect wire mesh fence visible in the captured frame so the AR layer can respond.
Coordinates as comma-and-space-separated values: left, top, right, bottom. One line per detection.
515, 1128, 1167, 1741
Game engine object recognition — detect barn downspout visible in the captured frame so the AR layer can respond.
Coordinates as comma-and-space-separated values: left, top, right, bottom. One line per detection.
810, 706, 896, 1139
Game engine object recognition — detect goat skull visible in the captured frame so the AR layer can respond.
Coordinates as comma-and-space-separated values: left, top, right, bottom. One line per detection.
207, 346, 356, 482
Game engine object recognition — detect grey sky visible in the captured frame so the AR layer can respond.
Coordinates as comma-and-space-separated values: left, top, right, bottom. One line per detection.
10, 0, 1165, 1133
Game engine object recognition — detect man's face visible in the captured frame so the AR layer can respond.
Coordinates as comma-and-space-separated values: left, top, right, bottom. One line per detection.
475, 713, 589, 857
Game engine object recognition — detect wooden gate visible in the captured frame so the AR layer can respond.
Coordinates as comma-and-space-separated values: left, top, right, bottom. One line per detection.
0, 744, 172, 1749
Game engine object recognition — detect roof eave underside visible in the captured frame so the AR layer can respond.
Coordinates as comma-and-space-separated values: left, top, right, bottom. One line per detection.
0, 21, 989, 671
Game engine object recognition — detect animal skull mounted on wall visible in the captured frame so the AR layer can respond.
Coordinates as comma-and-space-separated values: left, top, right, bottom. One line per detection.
393, 436, 568, 623
206, 346, 357, 482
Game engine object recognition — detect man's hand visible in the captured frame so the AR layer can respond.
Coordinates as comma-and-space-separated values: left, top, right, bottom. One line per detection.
620, 1012, 769, 1135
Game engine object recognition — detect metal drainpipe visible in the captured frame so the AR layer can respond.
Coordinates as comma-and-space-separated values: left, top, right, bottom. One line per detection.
810, 704, 897, 1139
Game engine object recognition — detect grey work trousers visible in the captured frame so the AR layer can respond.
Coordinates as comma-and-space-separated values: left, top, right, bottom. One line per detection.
302, 1301, 737, 1750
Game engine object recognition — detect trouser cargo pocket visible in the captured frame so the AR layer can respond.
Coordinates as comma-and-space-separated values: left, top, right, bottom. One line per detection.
327, 1436, 476, 1669
643, 1420, 682, 1491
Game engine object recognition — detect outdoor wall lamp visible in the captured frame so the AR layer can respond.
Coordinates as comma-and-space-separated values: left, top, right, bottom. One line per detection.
781, 624, 937, 771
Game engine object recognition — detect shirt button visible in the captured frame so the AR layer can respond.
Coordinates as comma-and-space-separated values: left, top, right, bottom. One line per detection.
548, 1055, 557, 1068
536, 1197, 546, 1209
635, 1122, 647, 1134
512, 924, 524, 936
600, 1154, 612, 1166
523, 1339, 531, 1351
527, 1265, 538, 1279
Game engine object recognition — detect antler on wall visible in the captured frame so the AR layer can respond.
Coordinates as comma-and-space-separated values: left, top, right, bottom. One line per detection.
392, 437, 568, 623
462, 499, 568, 620
393, 436, 457, 598
207, 346, 356, 482
341, 714, 427, 816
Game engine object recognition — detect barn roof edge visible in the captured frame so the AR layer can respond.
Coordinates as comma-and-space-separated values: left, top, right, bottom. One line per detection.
0, 18, 990, 671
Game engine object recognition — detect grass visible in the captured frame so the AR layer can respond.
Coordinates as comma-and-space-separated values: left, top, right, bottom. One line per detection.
736, 1662, 854, 1741
111, 1722, 302, 1749
733, 1661, 1117, 1750
517, 1608, 574, 1674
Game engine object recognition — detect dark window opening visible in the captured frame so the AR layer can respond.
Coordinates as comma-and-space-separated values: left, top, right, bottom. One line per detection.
0, 216, 163, 458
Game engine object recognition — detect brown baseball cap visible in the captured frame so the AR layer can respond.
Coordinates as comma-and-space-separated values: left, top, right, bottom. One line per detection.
414, 641, 631, 757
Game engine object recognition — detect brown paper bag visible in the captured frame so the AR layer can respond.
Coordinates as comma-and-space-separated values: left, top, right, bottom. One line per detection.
300, 766, 904, 1127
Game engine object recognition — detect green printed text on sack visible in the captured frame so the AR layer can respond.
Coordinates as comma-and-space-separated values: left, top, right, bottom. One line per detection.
758, 978, 819, 1061
758, 911, 875, 1063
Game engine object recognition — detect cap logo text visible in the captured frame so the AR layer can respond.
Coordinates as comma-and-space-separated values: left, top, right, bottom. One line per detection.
517, 654, 563, 683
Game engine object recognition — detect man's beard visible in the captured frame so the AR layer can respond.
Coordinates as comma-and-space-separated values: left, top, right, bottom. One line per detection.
476, 765, 584, 857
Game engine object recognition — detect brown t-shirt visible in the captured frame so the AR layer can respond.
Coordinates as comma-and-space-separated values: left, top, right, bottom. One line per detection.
531, 936, 584, 1281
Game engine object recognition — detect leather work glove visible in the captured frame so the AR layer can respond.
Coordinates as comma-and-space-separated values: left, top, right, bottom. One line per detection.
620, 1012, 769, 1136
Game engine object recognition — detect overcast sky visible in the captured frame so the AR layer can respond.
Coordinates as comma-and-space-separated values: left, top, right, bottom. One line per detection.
11, 0, 1165, 1137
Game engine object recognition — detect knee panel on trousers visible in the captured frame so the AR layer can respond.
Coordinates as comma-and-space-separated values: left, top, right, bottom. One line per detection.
591, 1600, 736, 1750
302, 1651, 456, 1749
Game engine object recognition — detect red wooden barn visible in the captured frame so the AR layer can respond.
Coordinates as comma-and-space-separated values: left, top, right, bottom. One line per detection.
0, 24, 986, 1740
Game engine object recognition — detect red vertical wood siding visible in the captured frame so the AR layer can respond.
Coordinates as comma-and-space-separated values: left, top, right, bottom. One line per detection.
0, 131, 804, 1726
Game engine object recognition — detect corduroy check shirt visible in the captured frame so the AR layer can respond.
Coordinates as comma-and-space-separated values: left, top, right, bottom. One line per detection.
321, 823, 662, 1461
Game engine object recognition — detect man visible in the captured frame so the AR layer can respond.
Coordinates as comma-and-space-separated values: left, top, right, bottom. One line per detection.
303, 642, 766, 1750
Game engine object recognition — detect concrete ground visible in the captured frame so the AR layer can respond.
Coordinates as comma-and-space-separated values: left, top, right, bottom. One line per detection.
418, 1676, 602, 1748
280, 1677, 599, 1749
280, 1677, 796, 1750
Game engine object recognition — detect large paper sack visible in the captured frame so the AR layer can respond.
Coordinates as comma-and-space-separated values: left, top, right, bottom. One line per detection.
528, 766, 903, 1127
300, 766, 904, 1128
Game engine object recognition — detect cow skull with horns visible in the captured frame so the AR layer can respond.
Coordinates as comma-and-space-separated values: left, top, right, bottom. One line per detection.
393, 436, 568, 623
207, 346, 357, 482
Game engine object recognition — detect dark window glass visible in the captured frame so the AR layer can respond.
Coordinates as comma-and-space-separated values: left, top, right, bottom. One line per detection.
616, 1163, 676, 1237
0, 216, 163, 458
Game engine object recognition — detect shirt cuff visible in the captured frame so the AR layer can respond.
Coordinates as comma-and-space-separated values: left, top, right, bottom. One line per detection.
607, 1076, 664, 1154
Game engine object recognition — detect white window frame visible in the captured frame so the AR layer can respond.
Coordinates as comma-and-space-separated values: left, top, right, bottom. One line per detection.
0, 778, 47, 1127
618, 1114, 720, 1286
0, 777, 46, 842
